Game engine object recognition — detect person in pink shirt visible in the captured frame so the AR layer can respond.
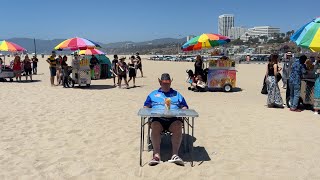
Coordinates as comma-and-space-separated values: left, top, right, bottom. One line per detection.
12, 56, 22, 82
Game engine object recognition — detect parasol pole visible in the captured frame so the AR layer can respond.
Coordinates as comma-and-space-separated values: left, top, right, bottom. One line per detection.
34, 38, 37, 56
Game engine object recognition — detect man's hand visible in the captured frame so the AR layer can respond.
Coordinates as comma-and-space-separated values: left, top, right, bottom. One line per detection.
181, 107, 188, 110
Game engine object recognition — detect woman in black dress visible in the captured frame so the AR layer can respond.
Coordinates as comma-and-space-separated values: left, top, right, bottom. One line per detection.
128, 56, 137, 87
194, 55, 203, 76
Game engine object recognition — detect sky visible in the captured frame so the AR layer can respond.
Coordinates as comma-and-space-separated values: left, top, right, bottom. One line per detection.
1, 0, 319, 43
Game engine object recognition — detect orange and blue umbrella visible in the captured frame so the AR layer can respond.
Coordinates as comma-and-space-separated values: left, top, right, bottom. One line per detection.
54, 37, 101, 51
0, 40, 26, 52
78, 48, 105, 55
182, 33, 230, 51
291, 17, 320, 52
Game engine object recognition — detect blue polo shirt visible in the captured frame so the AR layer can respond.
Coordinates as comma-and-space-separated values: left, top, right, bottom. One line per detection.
144, 88, 188, 110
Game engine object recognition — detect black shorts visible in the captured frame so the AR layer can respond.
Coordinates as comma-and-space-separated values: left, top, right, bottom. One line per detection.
136, 65, 142, 70
129, 69, 136, 77
150, 117, 183, 131
25, 69, 32, 75
118, 74, 127, 80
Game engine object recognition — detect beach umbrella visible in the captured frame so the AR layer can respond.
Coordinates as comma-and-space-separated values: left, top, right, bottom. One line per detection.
291, 17, 320, 52
54, 37, 101, 51
78, 48, 105, 55
181, 33, 230, 51
0, 40, 26, 52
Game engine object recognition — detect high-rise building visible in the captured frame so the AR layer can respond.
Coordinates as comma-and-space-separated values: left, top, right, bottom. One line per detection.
228, 27, 247, 39
218, 14, 234, 37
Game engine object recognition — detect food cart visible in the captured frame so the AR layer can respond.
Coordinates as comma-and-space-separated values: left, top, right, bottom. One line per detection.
0, 55, 14, 82
72, 56, 91, 87
206, 58, 237, 92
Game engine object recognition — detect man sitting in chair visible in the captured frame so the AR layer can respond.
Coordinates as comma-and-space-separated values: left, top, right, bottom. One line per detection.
144, 73, 189, 166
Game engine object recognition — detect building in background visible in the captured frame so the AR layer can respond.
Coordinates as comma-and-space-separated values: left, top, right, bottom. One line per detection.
240, 26, 280, 41
187, 35, 195, 41
228, 27, 247, 39
218, 14, 234, 36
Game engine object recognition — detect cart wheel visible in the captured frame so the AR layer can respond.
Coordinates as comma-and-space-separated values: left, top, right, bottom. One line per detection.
10, 78, 13, 82
86, 84, 90, 87
223, 84, 232, 92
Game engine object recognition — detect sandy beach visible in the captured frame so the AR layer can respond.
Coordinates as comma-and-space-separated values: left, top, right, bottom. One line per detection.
1, 56, 320, 179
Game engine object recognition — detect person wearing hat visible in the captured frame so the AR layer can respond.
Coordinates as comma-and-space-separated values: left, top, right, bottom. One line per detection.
117, 56, 129, 88
135, 52, 143, 77
46, 51, 57, 86
282, 52, 294, 89
143, 73, 188, 166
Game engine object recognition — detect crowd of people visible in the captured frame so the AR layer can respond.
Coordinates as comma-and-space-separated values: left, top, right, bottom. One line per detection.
46, 51, 69, 86
9, 54, 38, 82
111, 52, 143, 88
264, 52, 320, 114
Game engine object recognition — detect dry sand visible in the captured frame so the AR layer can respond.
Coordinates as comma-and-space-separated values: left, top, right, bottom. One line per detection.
1, 56, 320, 179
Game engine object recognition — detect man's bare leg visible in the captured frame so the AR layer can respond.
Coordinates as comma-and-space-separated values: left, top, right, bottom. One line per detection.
151, 121, 163, 159
169, 121, 183, 156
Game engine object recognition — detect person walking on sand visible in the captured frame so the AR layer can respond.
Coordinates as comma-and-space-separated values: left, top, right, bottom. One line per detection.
12, 56, 22, 82
135, 52, 143, 77
23, 55, 33, 81
289, 55, 307, 112
265, 54, 284, 108
128, 55, 137, 87
32, 55, 38, 74
46, 51, 57, 86
111, 55, 119, 86
117, 56, 129, 89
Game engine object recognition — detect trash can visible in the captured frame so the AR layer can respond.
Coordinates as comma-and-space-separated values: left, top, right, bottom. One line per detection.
41, 53, 44, 58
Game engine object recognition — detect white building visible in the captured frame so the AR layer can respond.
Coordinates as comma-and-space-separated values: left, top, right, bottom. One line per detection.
240, 26, 280, 41
228, 27, 247, 39
218, 14, 234, 37
187, 35, 195, 41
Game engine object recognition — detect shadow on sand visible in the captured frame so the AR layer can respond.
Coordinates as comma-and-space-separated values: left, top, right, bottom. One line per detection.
77, 84, 115, 90
0, 79, 42, 83
147, 134, 211, 166
207, 87, 243, 93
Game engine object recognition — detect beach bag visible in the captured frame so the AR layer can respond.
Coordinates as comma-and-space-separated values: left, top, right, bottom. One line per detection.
276, 73, 282, 82
261, 76, 268, 94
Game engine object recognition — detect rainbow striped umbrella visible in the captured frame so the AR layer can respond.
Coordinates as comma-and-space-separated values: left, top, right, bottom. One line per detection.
0, 40, 26, 52
54, 37, 101, 51
182, 33, 230, 51
291, 17, 320, 52
78, 48, 105, 55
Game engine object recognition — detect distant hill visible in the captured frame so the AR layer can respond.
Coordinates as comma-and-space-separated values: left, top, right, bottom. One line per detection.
0, 37, 188, 54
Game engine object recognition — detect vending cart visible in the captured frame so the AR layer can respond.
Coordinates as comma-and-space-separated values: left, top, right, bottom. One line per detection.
72, 56, 91, 87
206, 59, 237, 92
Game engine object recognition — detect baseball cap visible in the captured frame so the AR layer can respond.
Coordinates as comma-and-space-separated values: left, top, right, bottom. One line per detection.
160, 73, 172, 83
